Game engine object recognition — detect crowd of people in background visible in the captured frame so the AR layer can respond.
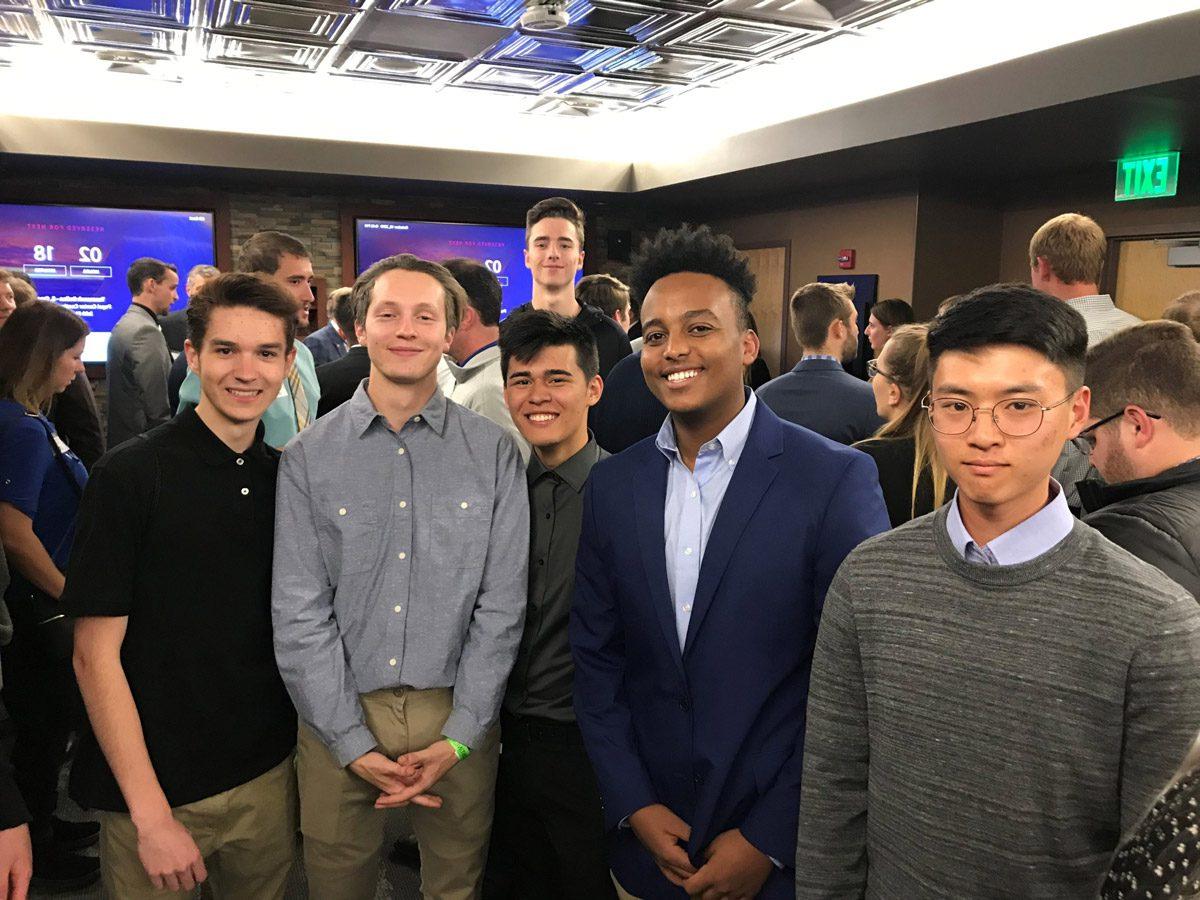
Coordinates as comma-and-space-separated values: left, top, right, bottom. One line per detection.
0, 202, 1198, 900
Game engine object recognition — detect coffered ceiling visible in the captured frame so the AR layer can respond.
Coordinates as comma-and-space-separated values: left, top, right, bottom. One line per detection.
0, 0, 927, 115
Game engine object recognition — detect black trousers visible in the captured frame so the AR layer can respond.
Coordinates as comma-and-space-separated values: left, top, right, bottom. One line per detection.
484, 712, 616, 900
0, 654, 82, 844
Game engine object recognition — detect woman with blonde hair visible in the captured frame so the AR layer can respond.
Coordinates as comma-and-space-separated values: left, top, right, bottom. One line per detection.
856, 323, 951, 526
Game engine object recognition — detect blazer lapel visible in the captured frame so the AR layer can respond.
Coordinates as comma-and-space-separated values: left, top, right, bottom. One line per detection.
633, 450, 686, 674
683, 409, 783, 655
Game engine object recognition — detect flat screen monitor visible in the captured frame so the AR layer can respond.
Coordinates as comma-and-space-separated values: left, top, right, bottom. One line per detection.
0, 202, 217, 362
355, 218, 538, 320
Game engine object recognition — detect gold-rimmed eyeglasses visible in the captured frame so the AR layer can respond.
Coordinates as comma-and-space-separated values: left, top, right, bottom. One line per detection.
920, 392, 1076, 437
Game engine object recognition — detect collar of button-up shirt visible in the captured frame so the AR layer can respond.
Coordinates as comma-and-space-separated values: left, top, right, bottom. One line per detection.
945, 478, 1074, 566
655, 390, 758, 648
527, 434, 602, 493
345, 379, 449, 438
799, 354, 843, 364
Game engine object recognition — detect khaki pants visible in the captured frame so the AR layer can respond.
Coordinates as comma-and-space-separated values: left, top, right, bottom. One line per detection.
99, 755, 298, 900
298, 686, 501, 900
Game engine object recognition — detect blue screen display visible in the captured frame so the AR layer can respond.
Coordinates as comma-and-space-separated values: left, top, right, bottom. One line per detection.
355, 218, 535, 320
0, 203, 216, 362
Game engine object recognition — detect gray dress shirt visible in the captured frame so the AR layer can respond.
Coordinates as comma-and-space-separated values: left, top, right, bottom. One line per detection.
106, 303, 172, 448
272, 383, 529, 766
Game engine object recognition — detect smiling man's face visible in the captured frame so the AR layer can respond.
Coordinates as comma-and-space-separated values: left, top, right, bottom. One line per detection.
639, 271, 757, 420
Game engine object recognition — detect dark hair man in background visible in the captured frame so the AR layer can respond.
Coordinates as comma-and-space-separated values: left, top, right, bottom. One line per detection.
572, 224, 888, 899
1077, 320, 1200, 600
176, 231, 320, 448
485, 310, 611, 899
272, 253, 528, 900
756, 282, 882, 444
437, 257, 527, 456
797, 284, 1200, 898
511, 197, 631, 378
315, 285, 368, 418
67, 274, 301, 898
107, 258, 176, 448
305, 286, 352, 368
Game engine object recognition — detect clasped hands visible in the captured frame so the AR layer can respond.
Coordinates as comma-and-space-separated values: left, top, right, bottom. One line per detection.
629, 804, 772, 900
349, 740, 460, 810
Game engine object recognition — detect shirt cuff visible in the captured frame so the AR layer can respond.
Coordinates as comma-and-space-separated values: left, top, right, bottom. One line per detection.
441, 707, 487, 750
330, 723, 379, 769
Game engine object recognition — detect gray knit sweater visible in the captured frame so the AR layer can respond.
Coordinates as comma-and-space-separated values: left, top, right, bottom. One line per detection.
796, 507, 1200, 899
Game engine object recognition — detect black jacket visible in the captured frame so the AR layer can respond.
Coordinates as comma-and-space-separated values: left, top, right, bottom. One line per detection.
316, 345, 370, 418
1079, 458, 1200, 601
48, 371, 105, 471
590, 351, 666, 454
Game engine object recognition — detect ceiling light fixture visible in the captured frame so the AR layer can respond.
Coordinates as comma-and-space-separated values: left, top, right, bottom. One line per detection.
519, 1, 570, 32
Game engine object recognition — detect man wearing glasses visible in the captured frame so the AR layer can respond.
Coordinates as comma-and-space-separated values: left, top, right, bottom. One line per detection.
796, 283, 1200, 898
1075, 320, 1200, 600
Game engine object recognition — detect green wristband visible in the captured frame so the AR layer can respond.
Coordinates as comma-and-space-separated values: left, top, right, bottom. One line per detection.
444, 738, 470, 761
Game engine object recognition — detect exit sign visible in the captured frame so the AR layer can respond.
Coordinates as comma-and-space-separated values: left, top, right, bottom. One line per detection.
1115, 152, 1180, 201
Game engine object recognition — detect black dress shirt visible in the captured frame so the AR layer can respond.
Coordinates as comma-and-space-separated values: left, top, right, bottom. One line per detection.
62, 409, 296, 811
504, 438, 608, 722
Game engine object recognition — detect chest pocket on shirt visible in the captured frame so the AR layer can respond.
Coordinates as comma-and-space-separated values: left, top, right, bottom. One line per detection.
317, 498, 382, 577
432, 496, 489, 569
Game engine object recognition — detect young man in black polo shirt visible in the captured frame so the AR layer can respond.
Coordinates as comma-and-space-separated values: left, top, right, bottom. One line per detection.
64, 274, 300, 899
485, 310, 613, 899
512, 197, 632, 378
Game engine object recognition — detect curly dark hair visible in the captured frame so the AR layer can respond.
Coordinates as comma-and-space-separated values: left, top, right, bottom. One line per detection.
629, 224, 756, 329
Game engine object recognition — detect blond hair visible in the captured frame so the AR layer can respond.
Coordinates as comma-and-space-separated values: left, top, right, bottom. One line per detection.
1029, 213, 1106, 285
868, 324, 949, 516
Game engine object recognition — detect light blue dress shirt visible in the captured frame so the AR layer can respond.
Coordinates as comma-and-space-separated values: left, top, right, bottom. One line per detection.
655, 391, 758, 648
946, 479, 1075, 565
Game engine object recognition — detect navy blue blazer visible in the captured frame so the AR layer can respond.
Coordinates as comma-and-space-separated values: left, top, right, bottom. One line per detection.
571, 401, 889, 899
303, 323, 348, 368
756, 357, 884, 445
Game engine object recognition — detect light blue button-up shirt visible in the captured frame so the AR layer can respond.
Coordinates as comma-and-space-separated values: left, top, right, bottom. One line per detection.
946, 479, 1075, 565
655, 391, 758, 648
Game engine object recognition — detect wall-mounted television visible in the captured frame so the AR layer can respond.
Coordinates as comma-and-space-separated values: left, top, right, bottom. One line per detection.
355, 218, 540, 320
0, 202, 217, 363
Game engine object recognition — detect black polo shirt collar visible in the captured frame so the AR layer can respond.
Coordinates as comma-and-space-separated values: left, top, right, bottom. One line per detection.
527, 435, 603, 494
176, 407, 271, 468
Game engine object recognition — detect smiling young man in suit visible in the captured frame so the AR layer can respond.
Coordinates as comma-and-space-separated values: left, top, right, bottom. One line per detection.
570, 224, 889, 899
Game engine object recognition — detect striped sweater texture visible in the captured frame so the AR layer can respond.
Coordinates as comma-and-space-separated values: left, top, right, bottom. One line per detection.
796, 508, 1200, 899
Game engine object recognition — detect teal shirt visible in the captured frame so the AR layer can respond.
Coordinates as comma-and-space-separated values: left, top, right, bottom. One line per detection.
178, 340, 320, 449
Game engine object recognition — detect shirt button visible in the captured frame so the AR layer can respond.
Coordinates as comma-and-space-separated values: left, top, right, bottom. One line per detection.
728, 459, 736, 467
684, 547, 693, 556
413, 415, 422, 423
460, 501, 469, 509
399, 501, 407, 509
389, 658, 397, 667
397, 448, 406, 456
338, 508, 347, 516
689, 490, 697, 499
398, 552, 407, 560
683, 603, 692, 612
240, 487, 250, 496
236, 458, 244, 466
394, 605, 402, 613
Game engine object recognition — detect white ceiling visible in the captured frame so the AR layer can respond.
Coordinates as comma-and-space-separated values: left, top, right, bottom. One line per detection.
0, 0, 1199, 191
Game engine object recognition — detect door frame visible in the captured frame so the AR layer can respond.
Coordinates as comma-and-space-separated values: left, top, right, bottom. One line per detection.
737, 240, 793, 373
